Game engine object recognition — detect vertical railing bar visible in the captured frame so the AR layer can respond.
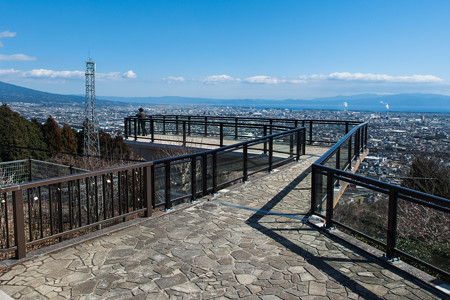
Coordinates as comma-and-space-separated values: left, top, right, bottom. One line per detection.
125, 170, 129, 214
144, 166, 152, 217
133, 118, 137, 141
85, 178, 90, 225
68, 181, 73, 230
151, 119, 155, 142
12, 190, 26, 259
2, 193, 10, 248
183, 121, 187, 146
188, 116, 191, 135
268, 137, 273, 172
309, 120, 313, 145
311, 165, 317, 212
165, 162, 171, 210
202, 154, 208, 196
151, 166, 156, 208
27, 189, 32, 242
212, 152, 217, 194
132, 168, 137, 211
102, 174, 107, 220
57, 183, 63, 242
48, 185, 54, 235
110, 173, 115, 217
94, 176, 99, 222
77, 179, 82, 227
326, 172, 334, 227
219, 123, 224, 147
38, 186, 43, 239
191, 157, 197, 201
263, 125, 267, 154
235, 117, 238, 139
204, 117, 208, 137
289, 134, 294, 158
387, 189, 399, 258
243, 144, 248, 182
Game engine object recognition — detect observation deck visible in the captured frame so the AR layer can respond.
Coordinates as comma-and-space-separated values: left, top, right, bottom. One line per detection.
0, 115, 448, 299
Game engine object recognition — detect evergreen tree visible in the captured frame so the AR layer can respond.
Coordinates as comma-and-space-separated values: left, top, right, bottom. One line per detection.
42, 116, 63, 155
0, 103, 48, 161
61, 124, 78, 154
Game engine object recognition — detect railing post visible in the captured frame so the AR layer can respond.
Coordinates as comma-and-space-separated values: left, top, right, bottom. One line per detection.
162, 116, 166, 135
183, 121, 187, 146
387, 189, 398, 259
302, 129, 306, 155
144, 165, 152, 217
294, 120, 298, 128
268, 137, 273, 172
311, 165, 317, 212
212, 152, 217, 194
188, 116, 191, 135
347, 136, 352, 168
345, 121, 349, 134
204, 117, 208, 137
243, 144, 248, 182
326, 172, 334, 227
234, 117, 238, 139
219, 123, 224, 147
164, 162, 172, 210
289, 134, 294, 158
309, 120, 313, 145
364, 124, 368, 149
263, 125, 268, 154
150, 118, 155, 142
133, 118, 137, 141
28, 157, 32, 182
191, 157, 197, 201
269, 119, 273, 135
124, 118, 128, 139
12, 190, 26, 259
151, 166, 156, 208
202, 154, 208, 196
175, 116, 179, 136
296, 130, 301, 161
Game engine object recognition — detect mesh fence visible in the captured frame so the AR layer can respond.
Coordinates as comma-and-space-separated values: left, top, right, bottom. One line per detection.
0, 159, 86, 187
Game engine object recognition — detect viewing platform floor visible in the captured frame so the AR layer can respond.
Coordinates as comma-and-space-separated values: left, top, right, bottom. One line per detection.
0, 147, 443, 299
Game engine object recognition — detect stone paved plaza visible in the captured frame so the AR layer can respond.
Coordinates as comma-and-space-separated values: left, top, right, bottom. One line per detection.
0, 150, 444, 299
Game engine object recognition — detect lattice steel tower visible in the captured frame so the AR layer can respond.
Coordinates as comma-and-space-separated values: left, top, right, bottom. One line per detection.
84, 59, 100, 156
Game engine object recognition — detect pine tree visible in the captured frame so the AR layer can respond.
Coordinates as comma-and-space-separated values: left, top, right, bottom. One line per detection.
42, 116, 63, 155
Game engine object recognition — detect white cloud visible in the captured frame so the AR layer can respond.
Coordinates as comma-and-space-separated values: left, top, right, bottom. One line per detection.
0, 68, 137, 80
0, 31, 16, 38
163, 76, 186, 83
242, 72, 444, 85
0, 31, 17, 47
0, 68, 21, 76
200, 74, 239, 84
123, 70, 137, 79
0, 54, 37, 61
327, 72, 443, 83
23, 69, 84, 78
244, 76, 307, 84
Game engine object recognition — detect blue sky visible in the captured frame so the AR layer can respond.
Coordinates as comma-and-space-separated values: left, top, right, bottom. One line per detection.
1, 0, 450, 99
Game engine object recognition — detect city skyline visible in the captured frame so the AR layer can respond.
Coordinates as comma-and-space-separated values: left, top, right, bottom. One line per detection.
1, 1, 450, 100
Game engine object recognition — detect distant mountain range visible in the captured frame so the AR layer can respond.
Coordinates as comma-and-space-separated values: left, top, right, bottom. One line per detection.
1, 80, 449, 112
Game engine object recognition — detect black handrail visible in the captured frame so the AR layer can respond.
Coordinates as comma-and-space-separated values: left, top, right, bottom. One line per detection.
311, 121, 450, 279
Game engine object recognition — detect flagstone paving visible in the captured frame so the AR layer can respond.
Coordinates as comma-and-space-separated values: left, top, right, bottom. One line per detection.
0, 148, 444, 299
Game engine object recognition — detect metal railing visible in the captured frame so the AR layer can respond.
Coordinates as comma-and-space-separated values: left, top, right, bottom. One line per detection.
1, 117, 316, 260
311, 122, 450, 278
124, 115, 362, 145
150, 126, 306, 210
0, 159, 86, 187
0, 162, 153, 259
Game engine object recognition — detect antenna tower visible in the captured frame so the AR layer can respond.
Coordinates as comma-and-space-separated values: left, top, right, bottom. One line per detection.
84, 59, 100, 157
